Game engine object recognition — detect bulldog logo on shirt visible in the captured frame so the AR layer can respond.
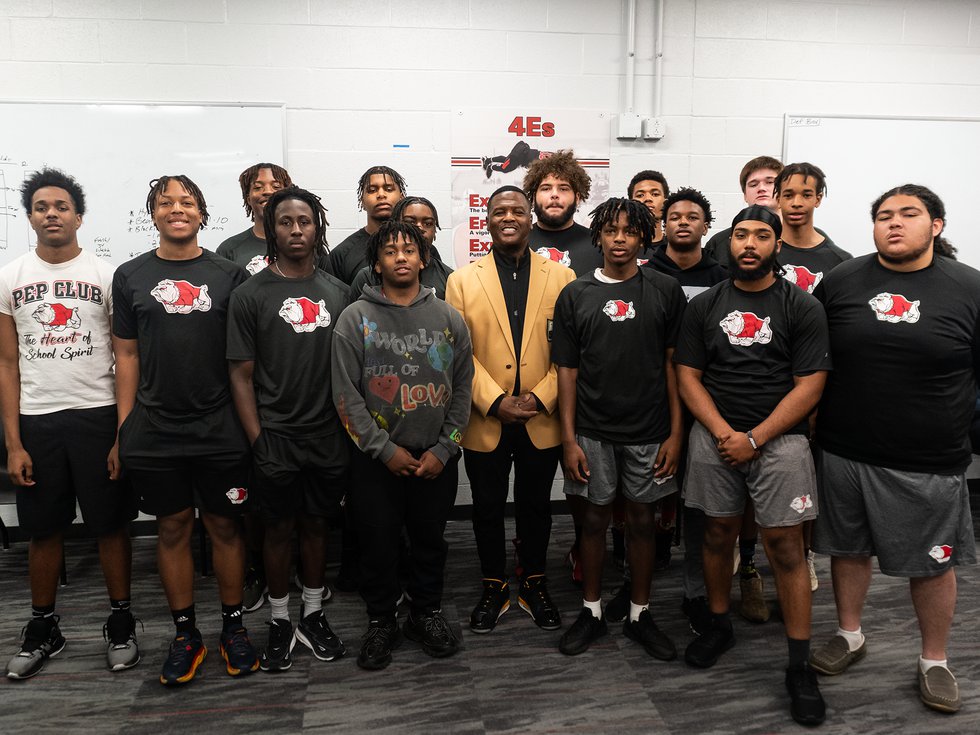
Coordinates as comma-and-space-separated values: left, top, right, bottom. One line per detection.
929, 544, 953, 563
279, 297, 331, 333
636, 258, 649, 266
31, 302, 81, 332
150, 279, 212, 314
246, 254, 270, 275
535, 247, 571, 268
719, 310, 773, 346
602, 299, 635, 322
790, 494, 814, 514
225, 487, 247, 505
869, 292, 920, 324
783, 264, 822, 294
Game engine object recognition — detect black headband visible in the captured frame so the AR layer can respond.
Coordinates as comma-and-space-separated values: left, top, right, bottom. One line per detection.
731, 205, 782, 240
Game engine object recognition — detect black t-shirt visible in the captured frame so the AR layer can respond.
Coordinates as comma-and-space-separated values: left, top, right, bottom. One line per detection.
216, 228, 269, 275
778, 237, 852, 294
529, 223, 601, 278
227, 267, 350, 436
113, 250, 247, 418
349, 256, 454, 301
815, 254, 980, 474
552, 269, 685, 444
674, 277, 830, 434
330, 228, 371, 285
645, 244, 728, 302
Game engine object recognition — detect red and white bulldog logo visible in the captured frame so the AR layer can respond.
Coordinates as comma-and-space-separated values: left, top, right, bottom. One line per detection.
150, 279, 211, 314
636, 258, 649, 266
790, 494, 814, 514
783, 264, 822, 294
602, 299, 635, 322
928, 544, 953, 563
246, 254, 269, 275
225, 487, 247, 505
279, 297, 332, 333
31, 302, 80, 332
719, 310, 773, 346
869, 292, 920, 324
535, 247, 571, 268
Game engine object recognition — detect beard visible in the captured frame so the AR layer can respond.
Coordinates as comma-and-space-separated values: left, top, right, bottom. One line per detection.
533, 200, 576, 229
876, 238, 932, 266
731, 250, 777, 281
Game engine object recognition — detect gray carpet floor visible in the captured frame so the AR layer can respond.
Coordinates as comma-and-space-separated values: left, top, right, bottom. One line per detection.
1, 512, 978, 734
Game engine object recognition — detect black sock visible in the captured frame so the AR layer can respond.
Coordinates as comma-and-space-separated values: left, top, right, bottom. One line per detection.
31, 603, 55, 621
739, 537, 757, 575
172, 605, 196, 634
110, 598, 131, 614
788, 637, 810, 668
711, 609, 733, 632
221, 603, 244, 631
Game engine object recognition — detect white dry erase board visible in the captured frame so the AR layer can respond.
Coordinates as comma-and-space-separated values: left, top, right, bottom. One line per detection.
0, 101, 285, 267
782, 114, 980, 271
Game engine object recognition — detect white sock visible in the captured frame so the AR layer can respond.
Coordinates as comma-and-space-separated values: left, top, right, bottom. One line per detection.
837, 626, 865, 651
629, 601, 649, 623
920, 656, 948, 673
303, 586, 323, 617
583, 598, 602, 619
269, 594, 290, 622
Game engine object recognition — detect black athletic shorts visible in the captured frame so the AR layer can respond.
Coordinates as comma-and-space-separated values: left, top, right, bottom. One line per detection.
17, 405, 136, 538
118, 401, 250, 518
252, 428, 349, 522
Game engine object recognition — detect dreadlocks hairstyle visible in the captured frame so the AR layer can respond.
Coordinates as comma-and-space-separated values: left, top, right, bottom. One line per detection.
775, 162, 827, 198
20, 167, 86, 216
356, 166, 407, 210
391, 196, 441, 230
263, 186, 331, 264
870, 184, 956, 260
365, 220, 431, 280
238, 163, 292, 219
523, 149, 591, 202
145, 175, 209, 229
738, 155, 783, 192
588, 198, 656, 250
661, 187, 713, 227
627, 170, 670, 199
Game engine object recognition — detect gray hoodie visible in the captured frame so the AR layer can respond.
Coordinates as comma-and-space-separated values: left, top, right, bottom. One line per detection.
331, 284, 473, 465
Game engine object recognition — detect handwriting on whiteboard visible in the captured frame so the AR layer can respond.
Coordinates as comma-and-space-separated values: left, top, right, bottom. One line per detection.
788, 117, 821, 127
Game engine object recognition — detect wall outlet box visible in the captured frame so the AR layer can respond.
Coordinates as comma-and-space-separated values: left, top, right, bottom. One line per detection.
643, 117, 666, 140
616, 113, 642, 139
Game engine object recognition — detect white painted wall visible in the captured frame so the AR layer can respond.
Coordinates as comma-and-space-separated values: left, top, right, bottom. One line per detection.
3, 0, 980, 510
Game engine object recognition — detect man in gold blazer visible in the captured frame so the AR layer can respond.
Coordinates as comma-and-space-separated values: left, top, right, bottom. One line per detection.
446, 186, 576, 635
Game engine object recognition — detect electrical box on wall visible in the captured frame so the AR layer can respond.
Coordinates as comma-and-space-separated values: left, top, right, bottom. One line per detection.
616, 113, 642, 139
642, 117, 666, 140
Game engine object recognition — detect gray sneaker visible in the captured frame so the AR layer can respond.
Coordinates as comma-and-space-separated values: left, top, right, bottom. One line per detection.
104, 610, 141, 671
6, 616, 67, 680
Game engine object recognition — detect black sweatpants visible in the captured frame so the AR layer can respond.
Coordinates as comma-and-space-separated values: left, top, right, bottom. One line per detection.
349, 448, 459, 619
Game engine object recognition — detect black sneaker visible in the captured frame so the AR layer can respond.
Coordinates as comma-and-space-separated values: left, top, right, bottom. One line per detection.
160, 629, 207, 685
243, 566, 267, 613
403, 609, 460, 658
219, 625, 259, 677
357, 617, 401, 671
469, 578, 510, 634
259, 618, 294, 673
518, 575, 561, 631
684, 621, 735, 668
786, 662, 827, 726
681, 596, 712, 636
5, 616, 67, 680
623, 609, 676, 660
558, 608, 607, 656
295, 609, 346, 662
604, 584, 630, 624
104, 610, 142, 671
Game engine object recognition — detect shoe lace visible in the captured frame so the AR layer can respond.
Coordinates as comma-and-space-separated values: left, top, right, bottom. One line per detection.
104, 612, 144, 646
19, 616, 59, 654
222, 627, 254, 658
166, 633, 199, 666
478, 583, 504, 609
421, 612, 451, 637
265, 620, 291, 648
788, 666, 820, 696
362, 621, 394, 653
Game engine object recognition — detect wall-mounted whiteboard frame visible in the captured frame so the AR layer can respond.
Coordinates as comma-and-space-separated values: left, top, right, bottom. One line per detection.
782, 113, 980, 272
0, 100, 286, 267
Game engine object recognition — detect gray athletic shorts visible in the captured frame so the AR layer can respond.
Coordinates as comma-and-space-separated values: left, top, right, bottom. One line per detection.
813, 448, 977, 577
563, 434, 677, 506
684, 422, 817, 528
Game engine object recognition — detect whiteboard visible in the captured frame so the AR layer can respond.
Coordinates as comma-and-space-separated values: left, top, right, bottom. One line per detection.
782, 114, 980, 272
0, 101, 285, 267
